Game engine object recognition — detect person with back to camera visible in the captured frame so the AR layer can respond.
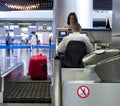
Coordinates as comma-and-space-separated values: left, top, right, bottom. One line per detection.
30, 31, 37, 55
30, 31, 37, 45
57, 23, 94, 54
6, 32, 12, 55
64, 12, 78, 29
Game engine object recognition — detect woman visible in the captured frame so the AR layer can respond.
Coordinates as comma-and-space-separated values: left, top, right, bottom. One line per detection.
64, 12, 78, 29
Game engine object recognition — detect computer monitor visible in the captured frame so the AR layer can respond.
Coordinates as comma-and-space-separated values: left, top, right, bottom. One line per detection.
56, 28, 70, 46
93, 19, 106, 28
58, 30, 68, 37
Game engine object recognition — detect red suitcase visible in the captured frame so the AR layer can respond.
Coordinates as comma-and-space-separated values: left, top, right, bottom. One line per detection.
28, 54, 47, 80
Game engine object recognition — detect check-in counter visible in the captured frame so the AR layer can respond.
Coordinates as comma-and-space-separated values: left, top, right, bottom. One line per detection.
63, 81, 120, 106
53, 57, 120, 106
82, 28, 111, 43
56, 28, 112, 48
53, 59, 100, 106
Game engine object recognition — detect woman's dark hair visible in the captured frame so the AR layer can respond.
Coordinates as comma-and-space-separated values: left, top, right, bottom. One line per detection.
31, 31, 35, 34
67, 12, 78, 25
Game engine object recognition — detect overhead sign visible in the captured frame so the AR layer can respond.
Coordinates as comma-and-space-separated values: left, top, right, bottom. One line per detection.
77, 85, 90, 98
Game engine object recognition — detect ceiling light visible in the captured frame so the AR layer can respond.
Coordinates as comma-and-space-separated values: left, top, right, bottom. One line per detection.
5, 3, 40, 10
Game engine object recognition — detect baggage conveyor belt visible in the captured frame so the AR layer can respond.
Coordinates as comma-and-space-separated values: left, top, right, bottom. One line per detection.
4, 77, 52, 103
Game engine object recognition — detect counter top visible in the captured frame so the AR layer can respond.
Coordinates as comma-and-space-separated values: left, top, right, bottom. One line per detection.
82, 28, 111, 31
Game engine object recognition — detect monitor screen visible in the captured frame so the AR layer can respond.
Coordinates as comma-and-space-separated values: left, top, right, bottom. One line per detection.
58, 31, 68, 37
93, 19, 106, 27
56, 28, 70, 45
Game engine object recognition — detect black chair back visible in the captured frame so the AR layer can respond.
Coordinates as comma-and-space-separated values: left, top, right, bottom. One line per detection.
63, 41, 87, 68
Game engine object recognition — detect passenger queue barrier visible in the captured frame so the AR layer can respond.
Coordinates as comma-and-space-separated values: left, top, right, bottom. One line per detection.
0, 44, 56, 58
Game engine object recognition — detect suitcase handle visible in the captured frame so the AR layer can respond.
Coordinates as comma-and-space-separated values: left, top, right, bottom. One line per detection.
43, 63, 47, 74
39, 54, 42, 56
39, 54, 45, 56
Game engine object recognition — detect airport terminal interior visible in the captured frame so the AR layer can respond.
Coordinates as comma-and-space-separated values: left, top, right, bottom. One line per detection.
1, 0, 120, 106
